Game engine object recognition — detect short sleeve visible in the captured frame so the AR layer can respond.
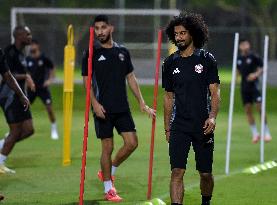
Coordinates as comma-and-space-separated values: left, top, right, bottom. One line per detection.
124, 48, 134, 75
0, 49, 8, 75
253, 55, 263, 67
206, 53, 220, 85
162, 58, 173, 92
44, 57, 54, 70
81, 49, 88, 76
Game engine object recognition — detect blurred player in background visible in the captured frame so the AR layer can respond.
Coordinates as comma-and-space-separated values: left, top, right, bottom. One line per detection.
237, 39, 272, 143
82, 15, 155, 202
0, 26, 34, 174
163, 12, 220, 205
26, 40, 58, 140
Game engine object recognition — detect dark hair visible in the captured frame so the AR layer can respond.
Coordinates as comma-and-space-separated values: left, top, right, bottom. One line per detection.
93, 15, 110, 25
31, 39, 39, 45
165, 11, 209, 48
13, 26, 26, 38
239, 38, 250, 44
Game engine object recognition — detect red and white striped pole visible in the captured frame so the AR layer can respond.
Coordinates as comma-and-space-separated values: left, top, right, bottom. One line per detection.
79, 27, 94, 205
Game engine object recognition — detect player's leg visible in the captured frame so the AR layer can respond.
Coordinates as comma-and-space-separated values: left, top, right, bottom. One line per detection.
38, 87, 58, 139
193, 133, 214, 205
254, 89, 272, 142
0, 122, 22, 174
16, 119, 34, 142
169, 131, 191, 205
244, 103, 260, 143
94, 114, 122, 201
27, 88, 37, 104
112, 112, 137, 176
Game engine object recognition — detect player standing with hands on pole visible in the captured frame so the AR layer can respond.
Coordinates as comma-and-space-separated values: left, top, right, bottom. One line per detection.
237, 39, 271, 143
0, 26, 35, 174
82, 15, 155, 202
163, 12, 220, 205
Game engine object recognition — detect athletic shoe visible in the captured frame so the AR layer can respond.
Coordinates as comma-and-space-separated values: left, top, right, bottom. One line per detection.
104, 189, 122, 202
252, 135, 260, 144
51, 129, 59, 140
97, 170, 115, 182
264, 135, 272, 142
0, 164, 16, 174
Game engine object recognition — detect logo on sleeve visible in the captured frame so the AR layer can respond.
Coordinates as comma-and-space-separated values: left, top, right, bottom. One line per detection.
98, 55, 106, 61
173, 68, 180, 75
118, 53, 125, 61
194, 64, 203, 73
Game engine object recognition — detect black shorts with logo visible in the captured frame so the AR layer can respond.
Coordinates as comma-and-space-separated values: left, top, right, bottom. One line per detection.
241, 88, 262, 105
169, 130, 214, 173
94, 111, 136, 139
0, 84, 32, 124
28, 87, 52, 105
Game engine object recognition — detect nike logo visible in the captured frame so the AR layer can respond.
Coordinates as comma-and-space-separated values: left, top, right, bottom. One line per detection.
98, 55, 106, 61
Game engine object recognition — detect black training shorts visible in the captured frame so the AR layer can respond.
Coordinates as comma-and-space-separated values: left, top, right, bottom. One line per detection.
241, 88, 262, 105
0, 85, 32, 124
169, 131, 214, 173
28, 87, 52, 105
94, 111, 136, 139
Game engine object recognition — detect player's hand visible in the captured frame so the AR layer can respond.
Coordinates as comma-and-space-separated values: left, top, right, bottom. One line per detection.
19, 95, 30, 111
92, 101, 106, 119
247, 73, 258, 82
203, 117, 216, 135
26, 74, 36, 91
43, 80, 51, 87
140, 102, 156, 119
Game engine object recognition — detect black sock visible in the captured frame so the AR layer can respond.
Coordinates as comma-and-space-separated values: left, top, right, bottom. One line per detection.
202, 195, 212, 204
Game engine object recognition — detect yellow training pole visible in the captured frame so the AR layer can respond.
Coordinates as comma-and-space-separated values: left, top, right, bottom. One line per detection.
63, 24, 75, 166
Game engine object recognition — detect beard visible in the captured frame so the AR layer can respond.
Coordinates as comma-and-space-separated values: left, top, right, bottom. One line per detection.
176, 39, 193, 51
97, 33, 111, 44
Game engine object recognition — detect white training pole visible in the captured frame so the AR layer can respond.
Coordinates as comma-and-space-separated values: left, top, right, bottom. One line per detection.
260, 35, 269, 164
225, 33, 239, 175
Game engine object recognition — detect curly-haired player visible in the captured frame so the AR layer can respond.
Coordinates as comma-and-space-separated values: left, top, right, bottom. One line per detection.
163, 12, 220, 205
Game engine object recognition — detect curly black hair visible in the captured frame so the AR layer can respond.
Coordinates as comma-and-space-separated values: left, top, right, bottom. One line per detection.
165, 11, 209, 48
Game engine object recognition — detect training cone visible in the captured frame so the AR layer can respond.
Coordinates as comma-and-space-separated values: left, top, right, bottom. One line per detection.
152, 198, 166, 205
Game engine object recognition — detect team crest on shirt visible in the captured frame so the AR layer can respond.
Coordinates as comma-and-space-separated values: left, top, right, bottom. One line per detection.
237, 59, 242, 65
28, 61, 33, 67
38, 60, 43, 66
194, 64, 203, 73
118, 53, 125, 61
246, 58, 252, 64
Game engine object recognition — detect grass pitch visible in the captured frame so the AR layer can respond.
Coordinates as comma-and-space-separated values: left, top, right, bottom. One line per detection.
0, 83, 276, 205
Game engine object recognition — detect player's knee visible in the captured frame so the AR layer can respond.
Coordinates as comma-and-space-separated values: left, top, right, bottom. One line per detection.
24, 126, 35, 137
102, 143, 114, 155
200, 172, 213, 181
126, 140, 138, 152
171, 168, 185, 181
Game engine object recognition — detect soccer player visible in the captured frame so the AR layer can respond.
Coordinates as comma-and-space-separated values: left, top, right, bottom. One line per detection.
0, 26, 35, 174
82, 15, 155, 202
237, 39, 271, 143
26, 40, 59, 140
163, 12, 220, 205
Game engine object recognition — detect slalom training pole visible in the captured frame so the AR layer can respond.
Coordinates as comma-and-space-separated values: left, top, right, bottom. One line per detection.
147, 29, 162, 200
225, 33, 239, 175
260, 35, 269, 164
79, 27, 94, 205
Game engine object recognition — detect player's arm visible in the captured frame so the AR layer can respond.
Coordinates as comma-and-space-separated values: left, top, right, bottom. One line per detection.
203, 83, 220, 135
3, 71, 30, 110
13, 73, 36, 91
247, 67, 263, 82
126, 71, 155, 118
163, 91, 174, 142
43, 67, 55, 87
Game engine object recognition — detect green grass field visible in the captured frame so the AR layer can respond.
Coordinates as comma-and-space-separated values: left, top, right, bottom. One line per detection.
0, 83, 276, 205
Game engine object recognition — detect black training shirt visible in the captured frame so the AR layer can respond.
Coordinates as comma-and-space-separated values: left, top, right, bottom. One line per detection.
26, 55, 54, 88
162, 49, 220, 133
82, 42, 134, 113
0, 48, 8, 76
4, 44, 28, 90
237, 53, 263, 92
